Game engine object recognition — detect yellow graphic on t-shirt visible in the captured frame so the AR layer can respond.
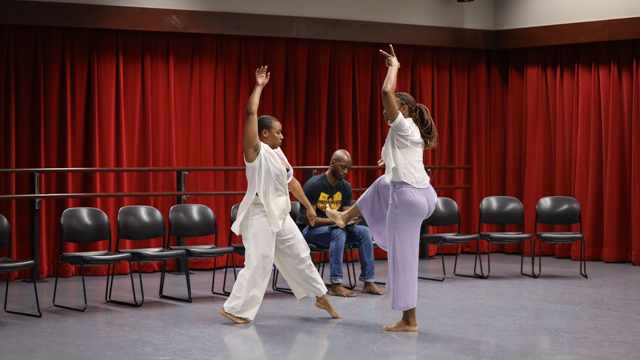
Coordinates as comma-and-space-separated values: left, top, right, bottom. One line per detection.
317, 192, 342, 212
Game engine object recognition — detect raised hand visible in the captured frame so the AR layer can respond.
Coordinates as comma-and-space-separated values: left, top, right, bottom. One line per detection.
255, 66, 270, 87
379, 44, 400, 68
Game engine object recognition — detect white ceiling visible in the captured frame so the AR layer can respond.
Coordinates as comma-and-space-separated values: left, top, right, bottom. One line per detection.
22, 0, 640, 30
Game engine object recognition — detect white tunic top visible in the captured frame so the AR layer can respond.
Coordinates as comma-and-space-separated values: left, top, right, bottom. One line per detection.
380, 112, 430, 188
231, 142, 293, 235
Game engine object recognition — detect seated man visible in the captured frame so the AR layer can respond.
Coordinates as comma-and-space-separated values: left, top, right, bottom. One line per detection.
298, 149, 384, 297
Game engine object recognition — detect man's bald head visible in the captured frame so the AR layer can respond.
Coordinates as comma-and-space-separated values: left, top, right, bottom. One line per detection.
331, 149, 351, 163
328, 149, 352, 182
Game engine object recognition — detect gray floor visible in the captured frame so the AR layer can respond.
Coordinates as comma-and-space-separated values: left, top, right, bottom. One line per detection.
1, 254, 640, 360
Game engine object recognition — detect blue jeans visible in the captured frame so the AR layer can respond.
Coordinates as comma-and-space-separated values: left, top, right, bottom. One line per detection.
302, 225, 375, 285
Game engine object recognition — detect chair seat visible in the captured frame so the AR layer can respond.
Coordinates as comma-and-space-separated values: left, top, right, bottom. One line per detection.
480, 232, 531, 243
60, 251, 131, 265
171, 245, 235, 258
421, 233, 458, 244
307, 243, 330, 252
0, 257, 35, 272
119, 247, 186, 261
535, 232, 584, 243
230, 244, 245, 255
345, 241, 361, 250
441, 233, 481, 244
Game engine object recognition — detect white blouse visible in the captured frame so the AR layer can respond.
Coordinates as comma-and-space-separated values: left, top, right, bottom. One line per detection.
231, 142, 293, 235
380, 112, 430, 188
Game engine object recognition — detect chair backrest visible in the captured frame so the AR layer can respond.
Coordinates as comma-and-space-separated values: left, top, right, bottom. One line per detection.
230, 203, 240, 225
169, 204, 217, 238
421, 197, 460, 234
536, 196, 581, 225
290, 201, 301, 221
479, 196, 524, 226
290, 201, 306, 230
423, 197, 460, 227
0, 214, 11, 248
117, 205, 165, 240
60, 207, 111, 244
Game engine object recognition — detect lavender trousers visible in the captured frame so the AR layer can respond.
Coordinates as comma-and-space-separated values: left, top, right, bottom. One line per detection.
357, 175, 437, 311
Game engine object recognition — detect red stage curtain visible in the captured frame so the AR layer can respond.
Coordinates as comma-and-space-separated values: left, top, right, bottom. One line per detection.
1, 25, 639, 280
490, 42, 640, 265
0, 26, 489, 279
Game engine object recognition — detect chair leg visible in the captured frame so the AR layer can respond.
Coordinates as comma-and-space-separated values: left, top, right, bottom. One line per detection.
52, 260, 60, 305
532, 238, 542, 278
105, 261, 138, 307
372, 247, 387, 286
222, 254, 237, 295
159, 258, 192, 303
3, 268, 42, 318
212, 255, 232, 297
419, 242, 446, 281
53, 263, 88, 312
320, 252, 327, 279
343, 249, 357, 290
318, 252, 332, 287
134, 259, 145, 306
580, 239, 588, 279
521, 240, 536, 278
473, 241, 490, 279
272, 266, 293, 294
451, 243, 482, 279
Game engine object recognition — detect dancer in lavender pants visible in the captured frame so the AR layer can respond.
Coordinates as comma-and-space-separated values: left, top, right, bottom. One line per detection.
327, 45, 438, 332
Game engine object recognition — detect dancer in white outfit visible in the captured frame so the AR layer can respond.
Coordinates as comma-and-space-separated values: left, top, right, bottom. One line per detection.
221, 66, 341, 323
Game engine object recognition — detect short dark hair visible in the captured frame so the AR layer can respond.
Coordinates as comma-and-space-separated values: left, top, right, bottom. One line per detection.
258, 115, 279, 135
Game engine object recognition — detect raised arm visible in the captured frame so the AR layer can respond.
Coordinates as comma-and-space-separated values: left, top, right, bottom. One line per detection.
379, 45, 400, 124
243, 66, 270, 163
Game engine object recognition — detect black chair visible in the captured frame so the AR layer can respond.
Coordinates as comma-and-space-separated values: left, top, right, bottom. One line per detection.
533, 196, 587, 278
0, 214, 42, 317
420, 197, 480, 281
470, 196, 534, 279
115, 205, 191, 306
54, 207, 136, 312
168, 204, 236, 296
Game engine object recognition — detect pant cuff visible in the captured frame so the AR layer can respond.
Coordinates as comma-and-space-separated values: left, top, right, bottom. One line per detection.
330, 277, 343, 284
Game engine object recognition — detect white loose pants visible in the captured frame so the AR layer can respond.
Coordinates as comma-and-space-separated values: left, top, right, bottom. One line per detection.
223, 199, 327, 320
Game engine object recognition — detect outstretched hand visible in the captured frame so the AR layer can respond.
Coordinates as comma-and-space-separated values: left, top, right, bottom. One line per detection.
255, 66, 270, 87
379, 44, 400, 68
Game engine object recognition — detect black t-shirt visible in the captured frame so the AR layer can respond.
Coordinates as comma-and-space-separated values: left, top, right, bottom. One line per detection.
297, 173, 353, 226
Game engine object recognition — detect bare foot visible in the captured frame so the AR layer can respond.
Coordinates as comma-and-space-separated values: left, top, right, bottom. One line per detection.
325, 207, 347, 228
220, 308, 251, 324
362, 282, 384, 295
329, 284, 356, 297
315, 294, 342, 319
383, 320, 418, 332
